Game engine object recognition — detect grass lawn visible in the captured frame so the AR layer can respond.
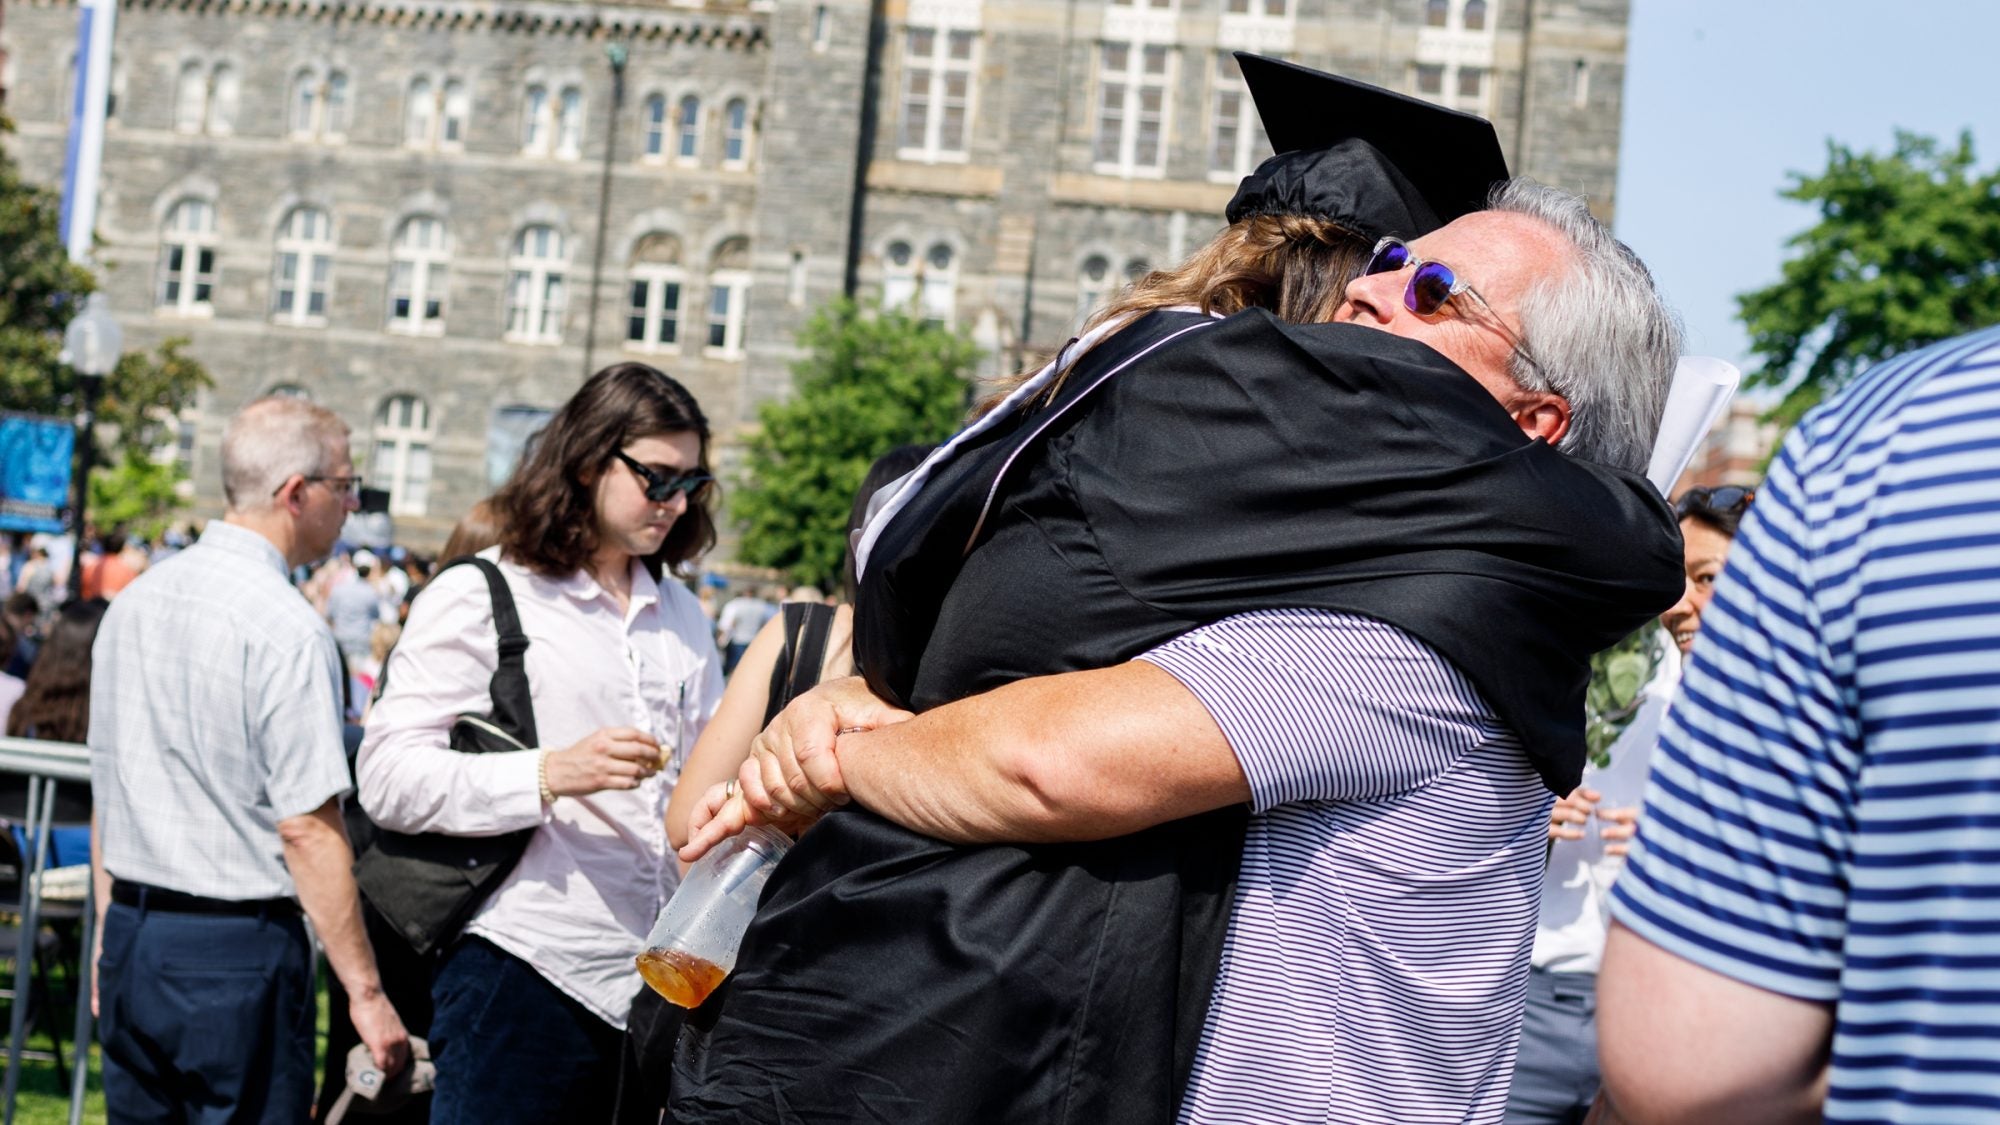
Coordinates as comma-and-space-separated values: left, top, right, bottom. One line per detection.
8, 957, 333, 1124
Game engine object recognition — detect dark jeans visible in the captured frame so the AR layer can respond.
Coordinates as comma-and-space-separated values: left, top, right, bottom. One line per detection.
1504, 966, 1600, 1125
97, 901, 315, 1125
429, 936, 641, 1125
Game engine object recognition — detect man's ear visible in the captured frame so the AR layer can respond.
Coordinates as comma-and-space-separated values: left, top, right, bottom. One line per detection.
1513, 393, 1571, 447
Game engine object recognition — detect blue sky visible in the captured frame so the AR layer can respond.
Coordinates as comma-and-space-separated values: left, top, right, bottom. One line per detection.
1613, 0, 2000, 376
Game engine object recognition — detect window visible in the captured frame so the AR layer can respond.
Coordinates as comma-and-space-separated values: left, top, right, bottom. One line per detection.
812, 4, 831, 50
1093, 43, 1171, 176
1076, 254, 1110, 324
1415, 63, 1445, 97
272, 207, 334, 326
405, 78, 436, 147
555, 86, 584, 158
372, 394, 434, 517
706, 238, 751, 358
388, 216, 448, 334
156, 199, 217, 315
1224, 0, 1288, 12
624, 233, 683, 352
882, 240, 917, 309
175, 61, 206, 133
1110, 0, 1174, 8
787, 250, 808, 307
209, 64, 238, 134
1457, 66, 1484, 100
1208, 51, 1269, 178
289, 69, 348, 141
722, 98, 752, 167
1124, 257, 1152, 283
1572, 59, 1591, 107
919, 243, 956, 327
641, 94, 667, 158
268, 383, 312, 399
1425, 0, 1449, 26
522, 84, 551, 153
1464, 0, 1488, 31
675, 94, 702, 162
441, 80, 469, 147
898, 28, 975, 161
505, 225, 567, 344
486, 405, 553, 488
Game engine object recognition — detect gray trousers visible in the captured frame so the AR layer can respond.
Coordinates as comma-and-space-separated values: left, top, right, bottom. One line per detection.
1504, 966, 1600, 1125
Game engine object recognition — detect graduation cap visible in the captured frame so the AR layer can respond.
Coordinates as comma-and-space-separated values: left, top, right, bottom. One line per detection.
1225, 53, 1510, 238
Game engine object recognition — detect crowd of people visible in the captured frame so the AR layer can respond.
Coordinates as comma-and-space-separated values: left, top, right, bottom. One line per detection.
3, 49, 1991, 1125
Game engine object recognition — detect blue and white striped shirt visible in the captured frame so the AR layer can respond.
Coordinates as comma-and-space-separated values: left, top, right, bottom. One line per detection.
1142, 610, 1552, 1124
1611, 325, 2000, 1120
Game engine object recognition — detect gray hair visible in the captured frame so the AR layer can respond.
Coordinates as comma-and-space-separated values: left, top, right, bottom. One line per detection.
220, 396, 351, 511
1486, 179, 1683, 475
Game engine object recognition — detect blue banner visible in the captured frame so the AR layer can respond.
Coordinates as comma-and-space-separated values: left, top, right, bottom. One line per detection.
0, 413, 76, 534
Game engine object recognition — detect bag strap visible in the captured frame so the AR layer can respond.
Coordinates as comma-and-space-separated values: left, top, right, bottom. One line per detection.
432, 556, 539, 748
762, 603, 837, 727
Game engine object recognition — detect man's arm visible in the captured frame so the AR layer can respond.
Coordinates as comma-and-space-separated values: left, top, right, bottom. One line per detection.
279, 800, 409, 1075
1595, 921, 1831, 1123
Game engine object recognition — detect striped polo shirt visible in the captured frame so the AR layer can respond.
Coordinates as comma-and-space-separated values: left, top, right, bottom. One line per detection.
1141, 610, 1553, 1124
1611, 325, 2000, 1120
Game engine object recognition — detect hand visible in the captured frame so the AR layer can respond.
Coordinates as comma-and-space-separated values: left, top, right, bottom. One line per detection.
90, 924, 102, 1019
738, 677, 912, 824
1549, 786, 1599, 842
679, 784, 819, 864
349, 987, 411, 1079
1598, 806, 1640, 857
543, 727, 662, 797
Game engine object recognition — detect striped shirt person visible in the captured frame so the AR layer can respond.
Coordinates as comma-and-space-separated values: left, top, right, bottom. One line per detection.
1601, 325, 2000, 1120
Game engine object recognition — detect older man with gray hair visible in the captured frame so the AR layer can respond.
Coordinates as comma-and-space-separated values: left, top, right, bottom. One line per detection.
89, 396, 408, 1123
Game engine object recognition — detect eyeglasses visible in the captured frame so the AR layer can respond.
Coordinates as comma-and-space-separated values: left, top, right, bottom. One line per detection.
1675, 485, 1753, 520
273, 473, 363, 499
1363, 237, 1543, 377
615, 450, 713, 503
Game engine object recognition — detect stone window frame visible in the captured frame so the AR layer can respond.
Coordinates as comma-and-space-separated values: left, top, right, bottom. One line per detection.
1223, 0, 1288, 12
674, 92, 703, 165
174, 60, 207, 134
554, 85, 586, 160
522, 83, 554, 154
918, 241, 958, 327
504, 223, 570, 345
372, 393, 436, 518
387, 214, 450, 336
624, 232, 686, 354
156, 197, 219, 318
703, 236, 753, 359
880, 238, 918, 311
270, 205, 336, 328
1092, 40, 1175, 179
440, 79, 471, 149
720, 95, 755, 169
1206, 49, 1269, 182
404, 76, 438, 148
896, 25, 978, 164
288, 66, 351, 143
638, 91, 670, 161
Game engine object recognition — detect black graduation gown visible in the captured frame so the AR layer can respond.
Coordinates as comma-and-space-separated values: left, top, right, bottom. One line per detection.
669, 309, 1684, 1124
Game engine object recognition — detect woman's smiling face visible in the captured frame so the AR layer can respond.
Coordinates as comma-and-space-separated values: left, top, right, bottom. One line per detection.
1659, 517, 1735, 655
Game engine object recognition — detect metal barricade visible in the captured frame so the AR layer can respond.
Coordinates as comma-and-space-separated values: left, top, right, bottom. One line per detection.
0, 736, 94, 1125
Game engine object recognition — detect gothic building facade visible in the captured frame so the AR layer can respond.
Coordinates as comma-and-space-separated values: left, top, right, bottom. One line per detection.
2, 0, 1631, 546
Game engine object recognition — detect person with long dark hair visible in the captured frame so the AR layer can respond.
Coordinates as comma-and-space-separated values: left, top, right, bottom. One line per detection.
358, 362, 724, 1122
4, 598, 107, 742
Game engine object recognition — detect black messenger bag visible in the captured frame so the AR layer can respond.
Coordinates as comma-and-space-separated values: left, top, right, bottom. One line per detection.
354, 556, 539, 957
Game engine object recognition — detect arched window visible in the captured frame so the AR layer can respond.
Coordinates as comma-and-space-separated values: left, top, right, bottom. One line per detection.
641, 94, 667, 158
1124, 257, 1152, 283
208, 64, 239, 134
1425, 0, 1449, 26
505, 225, 568, 343
324, 71, 351, 138
555, 86, 584, 158
372, 394, 434, 517
920, 243, 956, 327
787, 249, 808, 307
705, 237, 752, 358
625, 233, 684, 352
1076, 254, 1111, 323
289, 69, 320, 137
388, 216, 448, 334
522, 84, 551, 153
722, 97, 752, 167
272, 206, 335, 326
174, 61, 206, 134
1463, 0, 1487, 30
487, 405, 553, 487
405, 78, 436, 147
268, 383, 312, 399
441, 80, 470, 147
881, 240, 917, 310
675, 94, 701, 162
156, 199, 218, 315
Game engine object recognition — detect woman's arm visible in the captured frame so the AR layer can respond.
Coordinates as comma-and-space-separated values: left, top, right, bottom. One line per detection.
665, 605, 851, 851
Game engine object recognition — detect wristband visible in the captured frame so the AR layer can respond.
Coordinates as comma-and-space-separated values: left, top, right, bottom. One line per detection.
538, 750, 556, 805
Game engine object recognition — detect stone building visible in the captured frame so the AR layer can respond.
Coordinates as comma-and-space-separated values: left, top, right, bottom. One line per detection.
2, 0, 1632, 547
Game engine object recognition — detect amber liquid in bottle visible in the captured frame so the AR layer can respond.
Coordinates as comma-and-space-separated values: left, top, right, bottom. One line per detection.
636, 948, 731, 1008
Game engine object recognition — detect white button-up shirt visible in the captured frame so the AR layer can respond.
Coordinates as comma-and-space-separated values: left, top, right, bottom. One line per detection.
357, 548, 723, 1027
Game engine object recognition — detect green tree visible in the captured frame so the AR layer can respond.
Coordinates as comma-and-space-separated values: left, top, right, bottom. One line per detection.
732, 300, 979, 590
0, 118, 211, 529
1739, 130, 2000, 425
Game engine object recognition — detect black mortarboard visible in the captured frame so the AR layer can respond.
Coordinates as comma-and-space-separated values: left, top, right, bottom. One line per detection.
1224, 53, 1510, 238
